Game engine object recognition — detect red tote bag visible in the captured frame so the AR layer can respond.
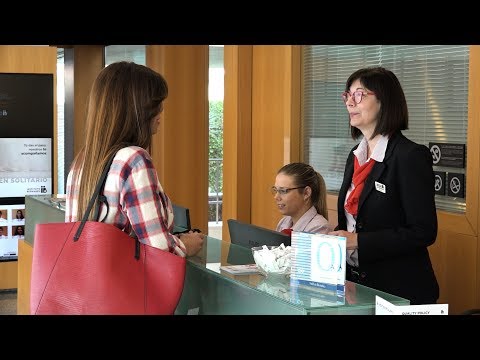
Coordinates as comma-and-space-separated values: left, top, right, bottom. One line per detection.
30, 155, 186, 315
30, 221, 186, 315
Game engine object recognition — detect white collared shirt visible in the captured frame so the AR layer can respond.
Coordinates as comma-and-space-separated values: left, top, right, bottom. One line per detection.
345, 135, 389, 267
276, 206, 331, 234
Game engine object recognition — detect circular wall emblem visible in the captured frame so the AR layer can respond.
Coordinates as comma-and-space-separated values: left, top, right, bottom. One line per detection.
434, 174, 443, 191
430, 145, 441, 165
449, 176, 461, 195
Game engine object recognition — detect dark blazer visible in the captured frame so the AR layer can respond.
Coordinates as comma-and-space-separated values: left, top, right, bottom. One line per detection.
337, 132, 439, 304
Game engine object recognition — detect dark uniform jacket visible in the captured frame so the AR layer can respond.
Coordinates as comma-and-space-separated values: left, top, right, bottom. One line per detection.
337, 132, 439, 304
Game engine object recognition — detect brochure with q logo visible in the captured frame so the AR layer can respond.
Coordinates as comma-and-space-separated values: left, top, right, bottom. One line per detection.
290, 231, 346, 295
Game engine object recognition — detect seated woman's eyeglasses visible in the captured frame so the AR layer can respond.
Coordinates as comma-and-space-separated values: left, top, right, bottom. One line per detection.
271, 186, 306, 195
341, 90, 375, 105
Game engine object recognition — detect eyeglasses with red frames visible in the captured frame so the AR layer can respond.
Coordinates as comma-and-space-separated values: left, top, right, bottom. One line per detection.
341, 90, 376, 105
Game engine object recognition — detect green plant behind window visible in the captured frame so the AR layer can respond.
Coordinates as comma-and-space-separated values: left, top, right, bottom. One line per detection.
209, 100, 223, 195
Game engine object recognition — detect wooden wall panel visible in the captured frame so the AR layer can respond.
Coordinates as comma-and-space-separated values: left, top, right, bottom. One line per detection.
0, 261, 18, 290
72, 46, 105, 158
429, 231, 477, 314
465, 47, 480, 236
0, 46, 57, 73
468, 46, 480, 309
222, 46, 253, 241
147, 46, 209, 232
327, 193, 339, 229
250, 46, 301, 230
17, 240, 33, 315
437, 211, 475, 235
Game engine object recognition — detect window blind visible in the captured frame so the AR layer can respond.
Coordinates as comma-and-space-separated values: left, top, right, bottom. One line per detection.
104, 45, 146, 66
302, 45, 469, 213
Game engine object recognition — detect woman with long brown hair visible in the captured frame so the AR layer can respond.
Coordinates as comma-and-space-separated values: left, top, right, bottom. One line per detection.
65, 61, 203, 257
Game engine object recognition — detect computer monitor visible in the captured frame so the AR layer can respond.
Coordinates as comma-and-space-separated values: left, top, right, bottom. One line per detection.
172, 203, 191, 232
227, 218, 291, 249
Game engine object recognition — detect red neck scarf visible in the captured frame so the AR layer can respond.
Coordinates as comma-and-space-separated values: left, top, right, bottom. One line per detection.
281, 228, 293, 237
344, 157, 376, 216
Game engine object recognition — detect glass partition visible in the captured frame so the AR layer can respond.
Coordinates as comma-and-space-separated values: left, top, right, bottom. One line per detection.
26, 195, 410, 315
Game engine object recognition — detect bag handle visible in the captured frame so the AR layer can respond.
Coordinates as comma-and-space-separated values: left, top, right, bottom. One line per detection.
73, 155, 116, 241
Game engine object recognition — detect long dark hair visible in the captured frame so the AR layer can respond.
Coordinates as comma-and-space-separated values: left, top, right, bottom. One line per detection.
70, 62, 168, 220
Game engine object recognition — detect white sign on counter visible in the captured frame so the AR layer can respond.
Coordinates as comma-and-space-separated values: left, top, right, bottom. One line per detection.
375, 296, 448, 315
290, 232, 346, 294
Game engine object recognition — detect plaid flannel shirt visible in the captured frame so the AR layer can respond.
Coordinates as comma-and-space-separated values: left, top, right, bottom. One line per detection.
65, 146, 186, 257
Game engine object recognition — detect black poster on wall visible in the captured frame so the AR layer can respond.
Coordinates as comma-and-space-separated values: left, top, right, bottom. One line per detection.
0, 73, 53, 259
0, 73, 54, 205
434, 171, 446, 196
447, 172, 465, 199
429, 142, 465, 168
0, 73, 53, 138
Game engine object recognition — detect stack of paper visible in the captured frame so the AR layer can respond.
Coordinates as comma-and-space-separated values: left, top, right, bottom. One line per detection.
219, 264, 260, 275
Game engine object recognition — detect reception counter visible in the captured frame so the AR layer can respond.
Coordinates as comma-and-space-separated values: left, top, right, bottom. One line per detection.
19, 195, 410, 315
176, 237, 410, 315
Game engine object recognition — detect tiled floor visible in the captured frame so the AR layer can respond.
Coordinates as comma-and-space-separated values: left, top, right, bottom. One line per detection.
0, 289, 17, 315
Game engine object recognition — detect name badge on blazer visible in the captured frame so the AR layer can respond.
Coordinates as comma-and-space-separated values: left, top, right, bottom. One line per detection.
375, 181, 386, 193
